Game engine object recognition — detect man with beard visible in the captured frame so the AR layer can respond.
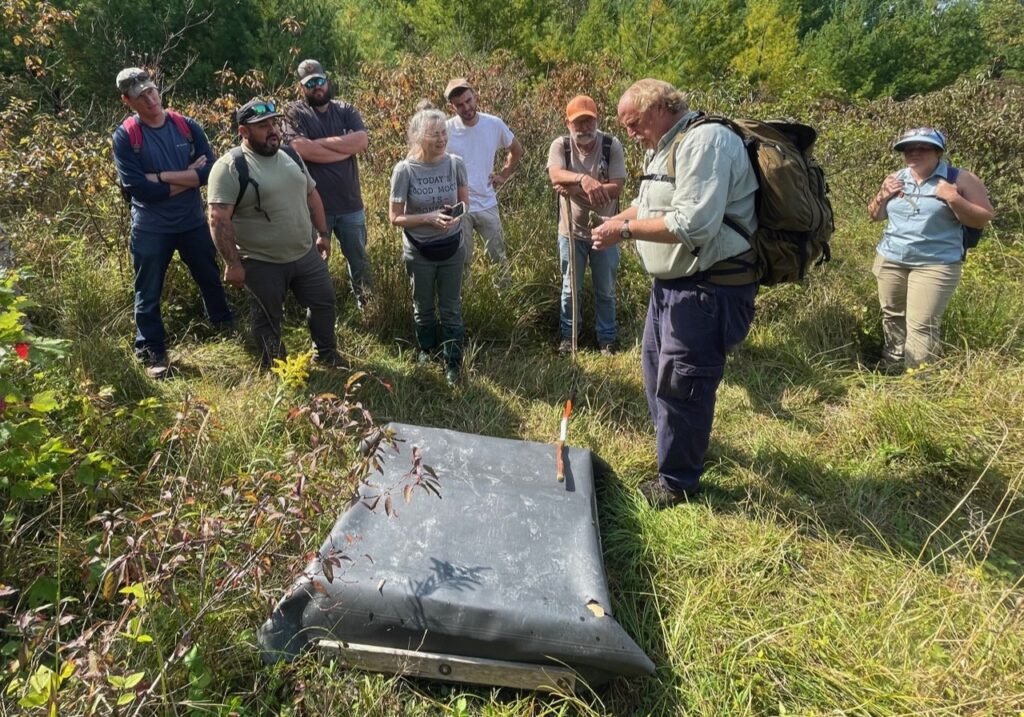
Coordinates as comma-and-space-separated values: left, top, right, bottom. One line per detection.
207, 98, 344, 369
283, 59, 373, 311
547, 95, 626, 357
591, 79, 759, 508
112, 67, 234, 378
444, 78, 523, 286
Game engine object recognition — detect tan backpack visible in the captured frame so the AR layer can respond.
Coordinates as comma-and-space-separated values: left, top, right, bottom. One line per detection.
667, 115, 834, 285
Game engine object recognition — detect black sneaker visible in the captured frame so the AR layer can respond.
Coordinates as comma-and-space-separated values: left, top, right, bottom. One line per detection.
417, 350, 435, 366
313, 351, 347, 370
599, 341, 619, 356
557, 338, 573, 357
445, 366, 460, 387
638, 478, 698, 509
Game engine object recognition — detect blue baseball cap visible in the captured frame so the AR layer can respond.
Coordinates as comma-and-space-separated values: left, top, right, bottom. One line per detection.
893, 127, 946, 152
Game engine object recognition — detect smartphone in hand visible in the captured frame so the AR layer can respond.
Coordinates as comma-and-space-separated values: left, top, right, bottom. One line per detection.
442, 202, 466, 219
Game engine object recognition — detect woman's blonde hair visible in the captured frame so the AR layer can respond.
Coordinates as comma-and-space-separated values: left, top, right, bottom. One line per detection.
622, 79, 688, 115
407, 104, 447, 160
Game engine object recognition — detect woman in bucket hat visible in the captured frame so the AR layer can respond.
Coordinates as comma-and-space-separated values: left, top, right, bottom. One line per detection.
866, 127, 994, 370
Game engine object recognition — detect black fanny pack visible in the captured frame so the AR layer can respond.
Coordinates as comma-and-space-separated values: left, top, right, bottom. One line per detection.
404, 229, 462, 261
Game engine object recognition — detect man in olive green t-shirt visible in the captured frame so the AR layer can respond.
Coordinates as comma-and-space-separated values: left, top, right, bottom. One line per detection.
207, 97, 343, 369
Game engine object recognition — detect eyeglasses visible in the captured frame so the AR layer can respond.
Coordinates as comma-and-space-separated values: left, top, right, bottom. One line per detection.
303, 77, 327, 89
901, 144, 934, 154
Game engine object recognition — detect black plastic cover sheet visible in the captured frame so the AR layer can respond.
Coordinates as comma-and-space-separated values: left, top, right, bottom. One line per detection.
258, 422, 655, 684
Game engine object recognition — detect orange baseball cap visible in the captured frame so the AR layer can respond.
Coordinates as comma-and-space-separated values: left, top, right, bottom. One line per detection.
566, 95, 598, 121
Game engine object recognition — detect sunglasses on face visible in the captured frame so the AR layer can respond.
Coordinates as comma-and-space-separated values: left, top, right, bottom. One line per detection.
303, 77, 327, 89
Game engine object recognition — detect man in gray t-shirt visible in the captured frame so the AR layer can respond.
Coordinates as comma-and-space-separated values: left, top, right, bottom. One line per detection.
284, 59, 374, 310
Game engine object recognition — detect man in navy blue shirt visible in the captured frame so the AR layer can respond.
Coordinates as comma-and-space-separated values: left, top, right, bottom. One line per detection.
112, 67, 233, 378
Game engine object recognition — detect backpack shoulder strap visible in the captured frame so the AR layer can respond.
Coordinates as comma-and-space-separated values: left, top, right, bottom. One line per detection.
945, 165, 960, 183
665, 113, 736, 178
165, 111, 193, 142
562, 135, 571, 170
230, 147, 250, 209
122, 116, 143, 154
601, 133, 612, 168
280, 144, 304, 173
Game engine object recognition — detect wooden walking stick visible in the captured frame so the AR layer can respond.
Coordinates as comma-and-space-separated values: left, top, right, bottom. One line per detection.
555, 192, 580, 482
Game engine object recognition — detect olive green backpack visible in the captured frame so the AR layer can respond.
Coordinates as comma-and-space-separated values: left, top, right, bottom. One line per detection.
664, 114, 835, 285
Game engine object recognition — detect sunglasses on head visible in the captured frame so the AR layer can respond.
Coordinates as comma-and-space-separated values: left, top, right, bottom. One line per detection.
243, 101, 277, 119
303, 76, 327, 89
119, 70, 151, 91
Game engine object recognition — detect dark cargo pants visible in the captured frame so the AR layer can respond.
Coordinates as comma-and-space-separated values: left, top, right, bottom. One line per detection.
642, 276, 757, 493
242, 245, 337, 367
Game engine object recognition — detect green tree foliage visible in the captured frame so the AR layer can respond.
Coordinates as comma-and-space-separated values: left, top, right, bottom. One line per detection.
802, 0, 988, 99
55, 0, 360, 100
979, 0, 1024, 77
731, 0, 804, 93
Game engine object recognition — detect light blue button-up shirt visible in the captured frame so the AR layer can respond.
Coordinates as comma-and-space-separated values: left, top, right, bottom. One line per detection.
632, 113, 757, 279
878, 161, 963, 266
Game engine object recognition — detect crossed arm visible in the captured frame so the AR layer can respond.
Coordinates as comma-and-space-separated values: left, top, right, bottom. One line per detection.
290, 130, 369, 164
548, 164, 624, 207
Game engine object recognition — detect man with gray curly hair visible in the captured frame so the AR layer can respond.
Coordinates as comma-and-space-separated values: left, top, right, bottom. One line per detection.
592, 78, 759, 508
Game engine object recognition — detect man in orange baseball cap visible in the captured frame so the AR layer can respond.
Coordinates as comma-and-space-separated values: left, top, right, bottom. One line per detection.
546, 95, 626, 357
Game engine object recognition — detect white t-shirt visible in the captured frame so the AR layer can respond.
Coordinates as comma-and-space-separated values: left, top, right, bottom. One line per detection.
445, 112, 514, 212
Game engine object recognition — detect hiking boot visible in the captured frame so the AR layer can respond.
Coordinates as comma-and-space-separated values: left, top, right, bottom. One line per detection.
312, 351, 347, 370
638, 478, 698, 509
558, 338, 573, 357
599, 341, 619, 356
417, 350, 435, 366
143, 354, 170, 380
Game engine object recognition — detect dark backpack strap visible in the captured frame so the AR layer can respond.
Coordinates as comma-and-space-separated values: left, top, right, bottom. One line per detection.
562, 136, 571, 172
122, 116, 143, 154
639, 174, 674, 183
231, 147, 270, 222
945, 165, 959, 183
722, 215, 751, 240
600, 134, 612, 179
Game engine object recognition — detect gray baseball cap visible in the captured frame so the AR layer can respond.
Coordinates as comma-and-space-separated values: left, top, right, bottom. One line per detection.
297, 59, 327, 82
116, 67, 157, 99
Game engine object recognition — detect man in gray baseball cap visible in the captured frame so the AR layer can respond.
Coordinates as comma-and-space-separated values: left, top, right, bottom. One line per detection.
111, 67, 233, 378
283, 59, 374, 311
116, 67, 158, 99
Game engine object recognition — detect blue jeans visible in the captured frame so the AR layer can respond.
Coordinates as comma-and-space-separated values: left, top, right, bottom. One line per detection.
558, 235, 619, 344
327, 209, 373, 308
130, 224, 233, 359
642, 277, 757, 493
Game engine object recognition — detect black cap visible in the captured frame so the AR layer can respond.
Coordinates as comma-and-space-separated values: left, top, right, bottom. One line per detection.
236, 98, 281, 126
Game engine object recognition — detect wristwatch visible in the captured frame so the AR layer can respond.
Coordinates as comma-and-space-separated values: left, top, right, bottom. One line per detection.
620, 220, 632, 240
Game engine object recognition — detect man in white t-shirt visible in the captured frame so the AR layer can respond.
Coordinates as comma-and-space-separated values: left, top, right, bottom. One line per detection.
444, 78, 523, 285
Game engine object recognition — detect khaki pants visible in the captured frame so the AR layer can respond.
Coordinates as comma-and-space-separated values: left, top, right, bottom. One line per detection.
461, 205, 507, 268
872, 254, 962, 368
